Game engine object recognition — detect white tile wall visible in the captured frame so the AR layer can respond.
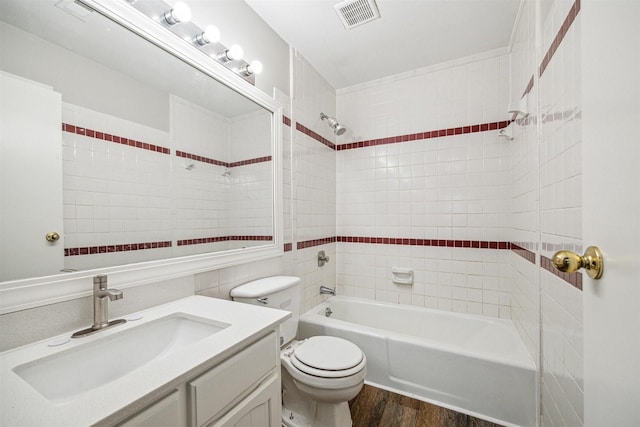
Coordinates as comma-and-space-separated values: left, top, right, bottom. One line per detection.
273, 88, 293, 246
510, 0, 584, 426
337, 53, 509, 142
291, 50, 338, 304
335, 52, 512, 318
62, 103, 173, 271
61, 99, 275, 270
538, 1, 584, 425
509, 0, 541, 371
338, 243, 511, 317
227, 161, 273, 239
229, 109, 272, 162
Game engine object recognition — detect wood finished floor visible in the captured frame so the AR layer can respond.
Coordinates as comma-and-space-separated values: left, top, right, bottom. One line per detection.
348, 385, 504, 427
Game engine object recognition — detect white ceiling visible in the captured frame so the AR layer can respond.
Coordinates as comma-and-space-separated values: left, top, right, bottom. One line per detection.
245, 0, 522, 90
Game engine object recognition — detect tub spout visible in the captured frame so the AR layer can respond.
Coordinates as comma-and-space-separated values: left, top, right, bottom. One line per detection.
320, 285, 336, 296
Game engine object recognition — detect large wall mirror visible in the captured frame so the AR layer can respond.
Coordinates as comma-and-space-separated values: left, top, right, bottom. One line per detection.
0, 0, 282, 312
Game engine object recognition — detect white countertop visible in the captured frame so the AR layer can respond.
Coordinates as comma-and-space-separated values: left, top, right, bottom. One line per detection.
0, 296, 290, 426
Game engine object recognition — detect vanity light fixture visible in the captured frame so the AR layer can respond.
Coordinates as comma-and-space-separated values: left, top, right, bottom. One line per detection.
163, 1, 191, 25
217, 44, 244, 62
238, 60, 264, 76
193, 25, 220, 46
126, 0, 262, 84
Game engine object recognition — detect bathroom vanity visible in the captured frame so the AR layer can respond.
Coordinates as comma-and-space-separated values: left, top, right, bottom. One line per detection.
0, 296, 290, 426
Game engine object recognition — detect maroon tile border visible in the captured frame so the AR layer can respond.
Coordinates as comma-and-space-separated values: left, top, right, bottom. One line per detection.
176, 150, 227, 167
541, 255, 583, 290
228, 235, 273, 241
229, 156, 272, 167
523, 75, 535, 97
177, 235, 273, 246
177, 236, 228, 246
66, 236, 274, 254
284, 242, 293, 252
511, 243, 536, 264
176, 151, 271, 168
283, 115, 292, 127
516, 0, 580, 106
65, 240, 172, 256
297, 236, 337, 249
539, 0, 581, 77
63, 123, 170, 155
295, 122, 336, 150
337, 121, 510, 151
295, 236, 512, 250
337, 236, 511, 249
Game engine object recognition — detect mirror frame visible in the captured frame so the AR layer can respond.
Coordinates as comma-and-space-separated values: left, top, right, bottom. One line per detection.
0, 0, 283, 314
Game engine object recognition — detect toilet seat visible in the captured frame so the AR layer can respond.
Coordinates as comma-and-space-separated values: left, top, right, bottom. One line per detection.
290, 336, 365, 378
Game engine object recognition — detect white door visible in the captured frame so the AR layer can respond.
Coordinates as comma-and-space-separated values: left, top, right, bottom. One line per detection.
0, 72, 64, 281
582, 1, 640, 425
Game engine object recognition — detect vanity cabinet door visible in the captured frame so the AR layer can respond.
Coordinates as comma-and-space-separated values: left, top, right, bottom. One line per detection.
117, 390, 183, 427
208, 373, 280, 427
188, 332, 277, 426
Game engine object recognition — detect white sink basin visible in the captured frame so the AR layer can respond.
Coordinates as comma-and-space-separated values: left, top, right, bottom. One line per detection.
13, 313, 230, 403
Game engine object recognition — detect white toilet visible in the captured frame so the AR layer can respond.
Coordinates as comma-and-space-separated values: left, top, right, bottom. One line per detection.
230, 276, 366, 427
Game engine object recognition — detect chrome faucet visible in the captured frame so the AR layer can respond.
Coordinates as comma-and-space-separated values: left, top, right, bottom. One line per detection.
72, 275, 126, 338
317, 250, 330, 267
320, 285, 336, 296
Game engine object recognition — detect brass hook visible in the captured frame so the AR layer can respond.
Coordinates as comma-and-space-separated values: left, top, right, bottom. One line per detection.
552, 246, 604, 279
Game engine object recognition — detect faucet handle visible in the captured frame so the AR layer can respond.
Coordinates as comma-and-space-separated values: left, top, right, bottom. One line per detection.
94, 274, 108, 290
317, 250, 330, 267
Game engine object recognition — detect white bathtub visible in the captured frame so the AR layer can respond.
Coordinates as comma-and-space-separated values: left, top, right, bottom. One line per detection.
298, 296, 537, 427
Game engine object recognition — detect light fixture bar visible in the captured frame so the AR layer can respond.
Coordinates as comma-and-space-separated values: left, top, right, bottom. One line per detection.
126, 0, 261, 84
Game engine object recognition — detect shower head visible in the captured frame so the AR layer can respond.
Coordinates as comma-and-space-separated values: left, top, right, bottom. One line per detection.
320, 112, 347, 136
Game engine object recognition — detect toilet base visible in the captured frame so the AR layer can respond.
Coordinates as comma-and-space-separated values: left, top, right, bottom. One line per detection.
281, 403, 352, 427
281, 407, 310, 427
281, 365, 355, 427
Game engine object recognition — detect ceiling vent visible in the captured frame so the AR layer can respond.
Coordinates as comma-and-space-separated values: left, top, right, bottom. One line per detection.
333, 0, 381, 30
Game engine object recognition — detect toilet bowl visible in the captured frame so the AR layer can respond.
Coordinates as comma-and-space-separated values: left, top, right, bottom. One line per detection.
230, 276, 367, 427
281, 337, 366, 427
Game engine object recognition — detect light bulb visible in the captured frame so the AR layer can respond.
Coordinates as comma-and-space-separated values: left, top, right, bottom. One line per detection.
164, 2, 191, 25
227, 44, 244, 61
248, 60, 263, 75
194, 25, 220, 45
203, 25, 220, 43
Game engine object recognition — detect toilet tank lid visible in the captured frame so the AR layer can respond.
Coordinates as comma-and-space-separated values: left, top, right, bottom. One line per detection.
230, 276, 300, 298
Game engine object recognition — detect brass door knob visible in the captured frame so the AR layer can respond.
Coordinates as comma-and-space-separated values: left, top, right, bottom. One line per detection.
46, 232, 60, 242
552, 246, 604, 279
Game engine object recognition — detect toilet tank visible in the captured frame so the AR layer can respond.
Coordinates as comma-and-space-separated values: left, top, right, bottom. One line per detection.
230, 276, 301, 346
